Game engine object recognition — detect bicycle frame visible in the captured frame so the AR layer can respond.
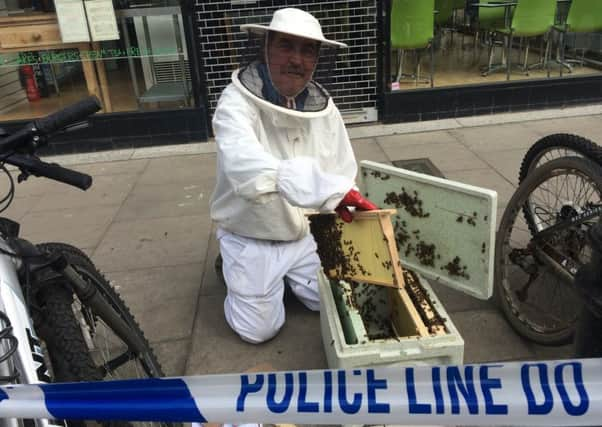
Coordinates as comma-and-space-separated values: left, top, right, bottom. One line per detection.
0, 238, 59, 427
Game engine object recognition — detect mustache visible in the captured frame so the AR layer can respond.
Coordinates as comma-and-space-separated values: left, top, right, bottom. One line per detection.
283, 65, 305, 76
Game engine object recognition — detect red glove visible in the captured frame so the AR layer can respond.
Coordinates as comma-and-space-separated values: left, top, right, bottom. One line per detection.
335, 189, 378, 223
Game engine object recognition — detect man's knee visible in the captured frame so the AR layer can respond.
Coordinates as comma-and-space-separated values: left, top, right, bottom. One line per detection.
224, 297, 284, 344
236, 322, 281, 344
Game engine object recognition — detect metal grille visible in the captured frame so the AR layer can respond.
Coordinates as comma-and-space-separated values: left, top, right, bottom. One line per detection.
194, 0, 378, 122
153, 60, 192, 83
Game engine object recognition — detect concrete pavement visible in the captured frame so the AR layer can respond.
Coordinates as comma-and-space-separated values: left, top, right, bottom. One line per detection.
5, 104, 602, 377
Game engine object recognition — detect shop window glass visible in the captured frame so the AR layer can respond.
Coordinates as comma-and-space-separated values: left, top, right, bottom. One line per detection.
387, 0, 602, 93
0, 0, 193, 121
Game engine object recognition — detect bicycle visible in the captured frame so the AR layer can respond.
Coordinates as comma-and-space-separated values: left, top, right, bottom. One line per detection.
495, 152, 602, 345
0, 97, 173, 427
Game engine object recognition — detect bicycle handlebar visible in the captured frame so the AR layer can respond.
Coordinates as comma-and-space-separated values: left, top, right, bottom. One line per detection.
34, 96, 101, 136
5, 154, 92, 191
0, 96, 101, 190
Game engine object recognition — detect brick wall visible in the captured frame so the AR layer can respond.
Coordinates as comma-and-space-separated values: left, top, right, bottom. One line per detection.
194, 0, 378, 116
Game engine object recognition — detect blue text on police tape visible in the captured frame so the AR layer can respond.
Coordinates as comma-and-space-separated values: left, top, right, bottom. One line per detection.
235, 362, 589, 417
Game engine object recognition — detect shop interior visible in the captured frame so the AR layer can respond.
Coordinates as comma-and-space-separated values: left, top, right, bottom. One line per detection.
388, 0, 602, 91
0, 0, 192, 121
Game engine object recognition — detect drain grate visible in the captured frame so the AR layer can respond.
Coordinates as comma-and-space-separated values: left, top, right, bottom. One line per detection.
392, 158, 445, 178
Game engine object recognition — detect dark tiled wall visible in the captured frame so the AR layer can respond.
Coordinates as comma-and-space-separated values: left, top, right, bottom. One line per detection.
195, 0, 378, 114
1, 108, 208, 156
382, 76, 602, 123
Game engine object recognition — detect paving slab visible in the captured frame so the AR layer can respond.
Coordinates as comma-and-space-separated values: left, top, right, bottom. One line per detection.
351, 138, 390, 164
20, 204, 119, 251
71, 158, 150, 176
151, 338, 191, 376
449, 123, 542, 152
200, 225, 225, 297
107, 263, 203, 342
450, 309, 535, 363
378, 141, 491, 173
1, 195, 41, 221
93, 215, 212, 273
527, 341, 576, 361
427, 280, 495, 314
30, 174, 139, 212
376, 130, 460, 147
521, 115, 602, 142
186, 295, 327, 375
115, 181, 212, 222
473, 148, 526, 185
137, 154, 217, 186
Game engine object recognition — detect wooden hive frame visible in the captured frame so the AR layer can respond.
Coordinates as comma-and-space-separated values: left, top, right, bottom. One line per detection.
310, 209, 446, 337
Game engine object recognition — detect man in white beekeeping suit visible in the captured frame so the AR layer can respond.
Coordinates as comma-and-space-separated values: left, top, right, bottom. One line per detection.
210, 7, 378, 344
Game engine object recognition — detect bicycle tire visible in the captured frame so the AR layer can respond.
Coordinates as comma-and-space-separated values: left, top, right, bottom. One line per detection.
32, 242, 174, 427
518, 134, 602, 234
495, 156, 602, 345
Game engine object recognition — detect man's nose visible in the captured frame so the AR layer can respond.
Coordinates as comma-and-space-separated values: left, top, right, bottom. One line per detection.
288, 48, 303, 65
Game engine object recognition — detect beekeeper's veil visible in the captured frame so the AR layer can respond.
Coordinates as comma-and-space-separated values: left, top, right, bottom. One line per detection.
234, 8, 347, 117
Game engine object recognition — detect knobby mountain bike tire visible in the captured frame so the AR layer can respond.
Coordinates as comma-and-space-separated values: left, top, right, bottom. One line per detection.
32, 242, 178, 427
519, 133, 602, 234
495, 156, 602, 345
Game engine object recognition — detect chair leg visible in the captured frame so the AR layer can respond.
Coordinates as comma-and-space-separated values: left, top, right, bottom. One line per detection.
506, 33, 513, 81
560, 32, 565, 77
430, 41, 434, 88
523, 39, 530, 75
546, 36, 551, 78
415, 50, 421, 86
396, 48, 403, 81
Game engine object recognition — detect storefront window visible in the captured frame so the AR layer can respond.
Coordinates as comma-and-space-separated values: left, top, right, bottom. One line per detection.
0, 0, 193, 121
387, 0, 602, 92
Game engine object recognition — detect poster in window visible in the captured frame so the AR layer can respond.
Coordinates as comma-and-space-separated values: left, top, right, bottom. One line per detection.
84, 0, 120, 41
54, 0, 90, 43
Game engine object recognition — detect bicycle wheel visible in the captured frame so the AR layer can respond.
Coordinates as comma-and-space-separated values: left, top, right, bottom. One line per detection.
495, 157, 602, 345
519, 134, 602, 182
32, 243, 174, 427
519, 134, 602, 234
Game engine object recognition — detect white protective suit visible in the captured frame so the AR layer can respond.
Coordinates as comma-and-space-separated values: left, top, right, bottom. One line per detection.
210, 65, 357, 343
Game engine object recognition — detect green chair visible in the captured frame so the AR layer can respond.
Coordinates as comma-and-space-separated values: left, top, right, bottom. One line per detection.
477, 0, 513, 74
390, 0, 435, 87
492, 0, 557, 80
553, 0, 602, 76
435, 0, 457, 48
435, 0, 455, 27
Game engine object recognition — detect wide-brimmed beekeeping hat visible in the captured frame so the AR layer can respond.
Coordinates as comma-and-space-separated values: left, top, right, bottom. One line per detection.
240, 7, 347, 49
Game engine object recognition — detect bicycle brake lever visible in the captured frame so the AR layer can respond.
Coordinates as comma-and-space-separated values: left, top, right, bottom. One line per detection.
17, 171, 30, 183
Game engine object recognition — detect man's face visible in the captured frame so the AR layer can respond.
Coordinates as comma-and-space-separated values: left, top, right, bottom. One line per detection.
267, 32, 320, 98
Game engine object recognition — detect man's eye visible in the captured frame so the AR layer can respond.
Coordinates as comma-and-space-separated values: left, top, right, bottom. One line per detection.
301, 46, 317, 57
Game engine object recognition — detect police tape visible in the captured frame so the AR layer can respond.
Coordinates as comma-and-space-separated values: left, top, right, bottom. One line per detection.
0, 358, 601, 425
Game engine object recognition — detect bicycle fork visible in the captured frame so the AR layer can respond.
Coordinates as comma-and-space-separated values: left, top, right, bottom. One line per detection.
49, 255, 154, 375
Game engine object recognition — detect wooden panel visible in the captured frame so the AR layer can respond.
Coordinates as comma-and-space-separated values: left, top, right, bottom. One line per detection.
333, 209, 406, 288
0, 24, 62, 49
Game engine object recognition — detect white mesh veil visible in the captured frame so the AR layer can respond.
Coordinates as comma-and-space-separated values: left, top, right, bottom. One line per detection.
235, 30, 339, 114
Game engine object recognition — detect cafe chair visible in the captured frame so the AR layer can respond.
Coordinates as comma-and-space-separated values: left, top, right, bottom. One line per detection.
476, 0, 511, 74
491, 0, 557, 80
390, 0, 435, 87
552, 0, 602, 76
435, 0, 456, 47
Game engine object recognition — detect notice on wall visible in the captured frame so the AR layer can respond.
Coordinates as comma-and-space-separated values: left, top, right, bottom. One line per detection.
84, 0, 120, 41
54, 0, 90, 43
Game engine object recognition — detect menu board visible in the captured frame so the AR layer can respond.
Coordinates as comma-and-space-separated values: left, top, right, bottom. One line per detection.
84, 0, 120, 41
54, 0, 90, 43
